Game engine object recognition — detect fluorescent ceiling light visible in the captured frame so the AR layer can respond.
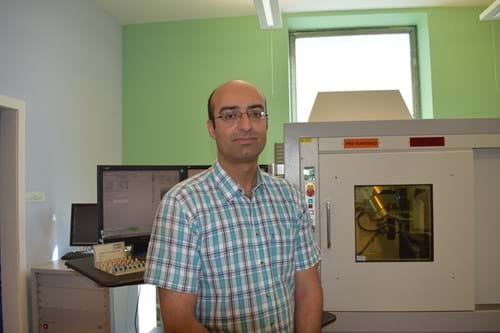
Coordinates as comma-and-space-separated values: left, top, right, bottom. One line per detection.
480, 0, 500, 20
254, 0, 282, 29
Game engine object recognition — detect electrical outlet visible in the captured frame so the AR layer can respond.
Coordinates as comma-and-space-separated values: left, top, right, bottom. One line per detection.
26, 192, 45, 202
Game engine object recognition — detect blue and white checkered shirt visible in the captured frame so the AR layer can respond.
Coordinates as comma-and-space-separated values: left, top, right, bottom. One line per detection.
144, 162, 321, 332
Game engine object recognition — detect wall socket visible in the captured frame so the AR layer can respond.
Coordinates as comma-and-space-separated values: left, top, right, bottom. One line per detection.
26, 192, 45, 202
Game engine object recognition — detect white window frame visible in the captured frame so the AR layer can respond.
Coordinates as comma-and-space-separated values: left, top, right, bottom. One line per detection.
289, 27, 421, 121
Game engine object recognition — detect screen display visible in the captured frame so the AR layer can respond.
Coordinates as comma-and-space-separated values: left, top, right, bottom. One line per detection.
98, 166, 185, 243
70, 203, 99, 246
187, 165, 210, 178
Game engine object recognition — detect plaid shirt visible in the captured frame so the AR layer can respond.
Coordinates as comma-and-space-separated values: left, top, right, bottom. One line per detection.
144, 162, 321, 332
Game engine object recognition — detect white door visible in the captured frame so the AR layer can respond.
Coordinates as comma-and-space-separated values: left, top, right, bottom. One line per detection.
318, 150, 475, 311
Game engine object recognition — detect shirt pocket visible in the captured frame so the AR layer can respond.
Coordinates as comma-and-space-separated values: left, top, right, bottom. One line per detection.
264, 219, 295, 277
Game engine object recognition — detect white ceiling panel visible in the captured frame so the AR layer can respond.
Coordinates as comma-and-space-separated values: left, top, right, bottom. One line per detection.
95, 0, 493, 25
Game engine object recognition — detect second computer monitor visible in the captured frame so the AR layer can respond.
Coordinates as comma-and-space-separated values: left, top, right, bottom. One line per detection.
70, 203, 99, 246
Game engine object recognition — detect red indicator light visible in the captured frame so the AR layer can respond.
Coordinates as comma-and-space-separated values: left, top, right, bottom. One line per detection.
410, 137, 445, 147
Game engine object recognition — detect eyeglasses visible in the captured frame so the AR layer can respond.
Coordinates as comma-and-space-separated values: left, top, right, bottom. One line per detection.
215, 110, 268, 124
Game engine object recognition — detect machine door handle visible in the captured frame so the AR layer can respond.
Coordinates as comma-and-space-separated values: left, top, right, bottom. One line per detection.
326, 200, 332, 249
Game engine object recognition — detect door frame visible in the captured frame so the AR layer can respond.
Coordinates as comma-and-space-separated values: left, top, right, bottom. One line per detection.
0, 95, 27, 333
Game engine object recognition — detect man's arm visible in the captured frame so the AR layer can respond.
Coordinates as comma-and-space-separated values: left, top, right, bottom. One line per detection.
159, 288, 209, 333
294, 264, 323, 333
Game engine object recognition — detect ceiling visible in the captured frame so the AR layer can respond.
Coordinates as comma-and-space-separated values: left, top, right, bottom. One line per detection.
96, 0, 493, 25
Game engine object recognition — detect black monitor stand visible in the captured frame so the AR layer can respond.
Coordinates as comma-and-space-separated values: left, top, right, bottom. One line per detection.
129, 240, 149, 259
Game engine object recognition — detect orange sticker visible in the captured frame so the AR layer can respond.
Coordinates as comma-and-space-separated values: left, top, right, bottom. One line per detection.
344, 138, 379, 149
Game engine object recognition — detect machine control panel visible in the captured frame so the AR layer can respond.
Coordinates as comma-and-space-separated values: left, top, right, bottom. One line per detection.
304, 167, 316, 227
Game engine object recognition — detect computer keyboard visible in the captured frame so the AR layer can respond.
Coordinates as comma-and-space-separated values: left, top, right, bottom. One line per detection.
61, 251, 93, 260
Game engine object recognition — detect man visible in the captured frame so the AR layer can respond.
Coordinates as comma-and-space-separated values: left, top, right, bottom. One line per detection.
145, 80, 322, 332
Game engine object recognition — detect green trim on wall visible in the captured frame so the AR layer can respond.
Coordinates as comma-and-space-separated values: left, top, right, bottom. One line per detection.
123, 7, 500, 165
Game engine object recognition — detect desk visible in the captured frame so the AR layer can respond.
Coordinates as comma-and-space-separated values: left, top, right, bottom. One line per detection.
322, 311, 337, 327
64, 256, 143, 287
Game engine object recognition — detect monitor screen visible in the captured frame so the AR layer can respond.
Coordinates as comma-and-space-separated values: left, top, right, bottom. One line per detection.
187, 165, 211, 178
186, 164, 272, 178
70, 203, 99, 246
97, 165, 187, 256
259, 164, 272, 174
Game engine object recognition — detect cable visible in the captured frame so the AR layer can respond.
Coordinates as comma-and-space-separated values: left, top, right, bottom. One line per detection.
387, 211, 411, 221
357, 230, 382, 256
135, 285, 142, 333
356, 208, 382, 232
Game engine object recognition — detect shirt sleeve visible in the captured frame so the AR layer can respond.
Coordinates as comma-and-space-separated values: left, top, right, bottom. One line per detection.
294, 194, 321, 271
144, 193, 201, 293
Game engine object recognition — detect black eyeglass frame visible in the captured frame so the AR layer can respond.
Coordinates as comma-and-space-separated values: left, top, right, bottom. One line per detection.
214, 110, 268, 122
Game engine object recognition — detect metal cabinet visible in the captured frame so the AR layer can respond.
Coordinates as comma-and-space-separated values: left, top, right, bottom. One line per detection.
31, 261, 110, 333
284, 118, 500, 332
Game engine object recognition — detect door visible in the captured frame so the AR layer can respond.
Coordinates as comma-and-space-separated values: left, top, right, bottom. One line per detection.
319, 150, 475, 311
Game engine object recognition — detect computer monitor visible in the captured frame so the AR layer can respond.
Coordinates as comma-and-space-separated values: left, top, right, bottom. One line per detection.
70, 203, 99, 246
187, 165, 211, 178
97, 165, 187, 257
259, 164, 272, 174
186, 164, 272, 178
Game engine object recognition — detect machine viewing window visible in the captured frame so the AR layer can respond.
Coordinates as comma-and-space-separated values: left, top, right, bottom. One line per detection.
354, 184, 433, 262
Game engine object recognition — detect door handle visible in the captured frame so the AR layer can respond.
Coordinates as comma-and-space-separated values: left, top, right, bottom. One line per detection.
326, 200, 332, 249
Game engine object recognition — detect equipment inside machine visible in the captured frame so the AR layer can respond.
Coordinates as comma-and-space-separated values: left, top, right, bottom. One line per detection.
354, 184, 433, 262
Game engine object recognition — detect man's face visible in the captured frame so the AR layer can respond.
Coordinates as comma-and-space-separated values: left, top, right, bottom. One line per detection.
207, 81, 267, 166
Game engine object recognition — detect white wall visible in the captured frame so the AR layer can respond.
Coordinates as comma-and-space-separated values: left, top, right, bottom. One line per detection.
0, 0, 122, 329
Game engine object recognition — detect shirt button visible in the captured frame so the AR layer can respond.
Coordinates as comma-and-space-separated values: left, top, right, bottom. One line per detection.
260, 261, 264, 265
266, 293, 270, 298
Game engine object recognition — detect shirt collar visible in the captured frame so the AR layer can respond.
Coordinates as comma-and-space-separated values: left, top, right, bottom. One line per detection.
212, 161, 266, 202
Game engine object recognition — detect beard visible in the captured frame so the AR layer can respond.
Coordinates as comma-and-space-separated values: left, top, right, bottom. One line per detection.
216, 131, 267, 164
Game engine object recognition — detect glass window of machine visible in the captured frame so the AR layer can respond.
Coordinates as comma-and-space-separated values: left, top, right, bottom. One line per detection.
354, 184, 433, 262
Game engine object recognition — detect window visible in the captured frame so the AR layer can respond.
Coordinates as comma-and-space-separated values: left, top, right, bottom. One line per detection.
354, 184, 433, 262
290, 27, 420, 121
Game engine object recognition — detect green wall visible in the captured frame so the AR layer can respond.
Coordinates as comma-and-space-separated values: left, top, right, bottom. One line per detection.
123, 7, 500, 164
123, 16, 289, 164
427, 8, 500, 118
